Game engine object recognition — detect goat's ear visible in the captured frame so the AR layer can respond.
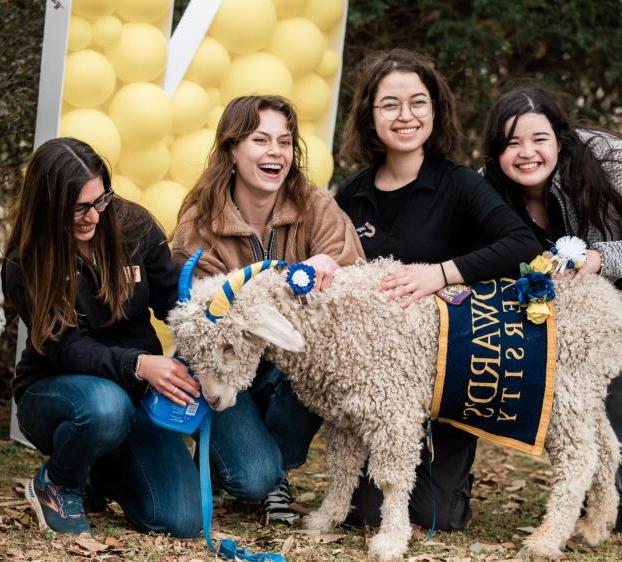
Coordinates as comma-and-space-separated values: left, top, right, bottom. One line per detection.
246, 305, 305, 352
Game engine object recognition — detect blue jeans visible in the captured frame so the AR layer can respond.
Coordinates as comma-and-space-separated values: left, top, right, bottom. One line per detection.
209, 362, 322, 501
17, 375, 201, 538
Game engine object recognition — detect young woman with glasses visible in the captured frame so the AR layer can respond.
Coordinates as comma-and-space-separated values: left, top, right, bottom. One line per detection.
1, 137, 201, 536
336, 49, 540, 531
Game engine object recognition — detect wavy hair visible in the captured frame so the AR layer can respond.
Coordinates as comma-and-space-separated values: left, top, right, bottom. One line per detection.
177, 95, 311, 239
5, 137, 147, 353
483, 86, 622, 240
340, 48, 461, 167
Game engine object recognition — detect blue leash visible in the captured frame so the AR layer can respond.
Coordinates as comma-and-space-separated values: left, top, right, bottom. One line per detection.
198, 412, 286, 561
423, 420, 437, 543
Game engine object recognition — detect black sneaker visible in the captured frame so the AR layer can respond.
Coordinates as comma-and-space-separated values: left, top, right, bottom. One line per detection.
261, 478, 300, 525
26, 464, 90, 534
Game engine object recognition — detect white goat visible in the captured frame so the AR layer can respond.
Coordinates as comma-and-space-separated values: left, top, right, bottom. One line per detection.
168, 257, 622, 561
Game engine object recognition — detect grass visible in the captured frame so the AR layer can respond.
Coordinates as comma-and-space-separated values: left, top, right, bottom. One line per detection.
1, 400, 621, 561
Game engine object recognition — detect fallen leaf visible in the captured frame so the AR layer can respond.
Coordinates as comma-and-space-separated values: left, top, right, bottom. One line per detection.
297, 491, 316, 503
75, 537, 109, 553
516, 526, 535, 534
308, 533, 346, 544
506, 479, 526, 492
407, 555, 442, 562
288, 501, 310, 514
469, 542, 505, 553
104, 536, 124, 548
281, 534, 295, 554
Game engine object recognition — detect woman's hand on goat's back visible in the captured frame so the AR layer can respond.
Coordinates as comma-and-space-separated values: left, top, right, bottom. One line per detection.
303, 253, 341, 291
137, 355, 201, 406
380, 263, 447, 307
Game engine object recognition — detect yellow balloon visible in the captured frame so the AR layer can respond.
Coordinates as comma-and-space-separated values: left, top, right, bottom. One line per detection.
118, 142, 170, 187
60, 109, 121, 167
316, 49, 339, 78
105, 23, 167, 83
207, 105, 225, 129
302, 0, 344, 31
108, 82, 172, 148
207, 88, 222, 107
112, 175, 143, 202
116, 0, 170, 23
63, 50, 116, 108
73, 0, 120, 18
299, 121, 315, 136
210, 0, 277, 55
302, 134, 333, 187
68, 17, 92, 52
151, 313, 176, 356
267, 18, 325, 78
170, 129, 216, 188
141, 180, 188, 236
172, 81, 212, 134
291, 73, 331, 121
221, 53, 292, 103
273, 0, 308, 18
92, 16, 123, 48
185, 38, 231, 88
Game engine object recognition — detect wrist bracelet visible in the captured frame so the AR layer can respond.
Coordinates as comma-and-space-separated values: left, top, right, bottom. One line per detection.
134, 354, 144, 381
439, 262, 449, 286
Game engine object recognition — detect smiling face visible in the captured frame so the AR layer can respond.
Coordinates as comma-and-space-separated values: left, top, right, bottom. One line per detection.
73, 176, 106, 253
372, 71, 434, 157
499, 112, 560, 193
231, 108, 294, 199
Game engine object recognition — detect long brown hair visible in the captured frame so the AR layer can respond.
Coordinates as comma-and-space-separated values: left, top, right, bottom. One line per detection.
483, 87, 622, 240
5, 137, 139, 353
177, 95, 311, 239
340, 49, 461, 167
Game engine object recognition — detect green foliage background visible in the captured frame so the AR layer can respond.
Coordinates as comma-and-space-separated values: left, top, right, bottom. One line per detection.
1, 0, 621, 392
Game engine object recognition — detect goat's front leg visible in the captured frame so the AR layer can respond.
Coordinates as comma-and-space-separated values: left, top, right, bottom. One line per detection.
366, 420, 426, 561
304, 423, 366, 532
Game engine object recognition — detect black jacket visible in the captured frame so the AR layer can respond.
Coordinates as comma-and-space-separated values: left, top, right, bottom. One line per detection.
2, 210, 179, 403
336, 157, 540, 282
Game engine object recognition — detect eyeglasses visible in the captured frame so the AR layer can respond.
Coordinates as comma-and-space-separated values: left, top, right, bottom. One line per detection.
74, 189, 114, 221
373, 99, 432, 121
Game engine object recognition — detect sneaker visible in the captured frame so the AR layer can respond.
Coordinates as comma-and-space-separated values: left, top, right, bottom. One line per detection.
261, 478, 301, 525
25, 464, 90, 534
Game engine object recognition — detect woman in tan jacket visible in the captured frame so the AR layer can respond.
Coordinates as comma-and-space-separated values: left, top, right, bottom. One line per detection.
172, 95, 363, 523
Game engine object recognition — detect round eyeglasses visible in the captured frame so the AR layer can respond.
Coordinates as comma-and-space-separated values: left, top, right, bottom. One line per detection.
74, 189, 114, 221
373, 99, 432, 121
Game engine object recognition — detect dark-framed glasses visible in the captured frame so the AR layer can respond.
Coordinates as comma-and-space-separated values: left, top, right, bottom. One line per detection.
373, 98, 432, 121
73, 189, 114, 221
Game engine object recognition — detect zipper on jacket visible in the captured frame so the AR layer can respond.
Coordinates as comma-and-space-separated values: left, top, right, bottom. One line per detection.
248, 229, 277, 261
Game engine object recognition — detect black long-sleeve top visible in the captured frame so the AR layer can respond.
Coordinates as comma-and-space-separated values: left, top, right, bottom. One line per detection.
336, 156, 541, 281
2, 209, 179, 403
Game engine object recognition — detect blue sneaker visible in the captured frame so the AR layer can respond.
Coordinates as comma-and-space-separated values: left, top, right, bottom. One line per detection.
26, 464, 90, 534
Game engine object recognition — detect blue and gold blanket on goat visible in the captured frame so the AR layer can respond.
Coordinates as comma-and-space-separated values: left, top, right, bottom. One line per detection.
431, 278, 556, 455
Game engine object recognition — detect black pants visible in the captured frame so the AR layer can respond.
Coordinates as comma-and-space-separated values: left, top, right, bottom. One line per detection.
606, 374, 622, 531
345, 421, 477, 531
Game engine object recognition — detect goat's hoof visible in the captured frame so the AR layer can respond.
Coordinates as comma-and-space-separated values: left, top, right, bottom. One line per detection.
368, 530, 409, 561
573, 518, 610, 546
303, 511, 333, 532
523, 535, 563, 560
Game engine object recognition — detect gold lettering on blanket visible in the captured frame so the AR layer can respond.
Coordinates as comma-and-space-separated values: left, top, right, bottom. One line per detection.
462, 278, 524, 423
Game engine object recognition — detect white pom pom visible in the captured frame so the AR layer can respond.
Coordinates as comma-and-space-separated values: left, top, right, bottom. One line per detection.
554, 236, 587, 262
291, 269, 310, 288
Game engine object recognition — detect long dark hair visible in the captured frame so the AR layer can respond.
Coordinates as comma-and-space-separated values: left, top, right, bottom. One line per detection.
177, 95, 311, 238
5, 137, 146, 353
340, 48, 461, 167
483, 87, 622, 239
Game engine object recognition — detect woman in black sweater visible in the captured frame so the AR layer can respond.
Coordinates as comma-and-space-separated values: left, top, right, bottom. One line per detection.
336, 49, 540, 530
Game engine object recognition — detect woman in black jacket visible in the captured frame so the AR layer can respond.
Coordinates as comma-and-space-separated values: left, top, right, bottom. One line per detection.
336, 49, 540, 531
2, 137, 201, 536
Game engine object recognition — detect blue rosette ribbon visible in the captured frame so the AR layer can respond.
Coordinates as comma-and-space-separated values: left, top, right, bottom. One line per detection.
286, 263, 316, 296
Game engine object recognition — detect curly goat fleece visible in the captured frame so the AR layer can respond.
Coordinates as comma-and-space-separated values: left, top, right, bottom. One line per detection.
169, 258, 622, 561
